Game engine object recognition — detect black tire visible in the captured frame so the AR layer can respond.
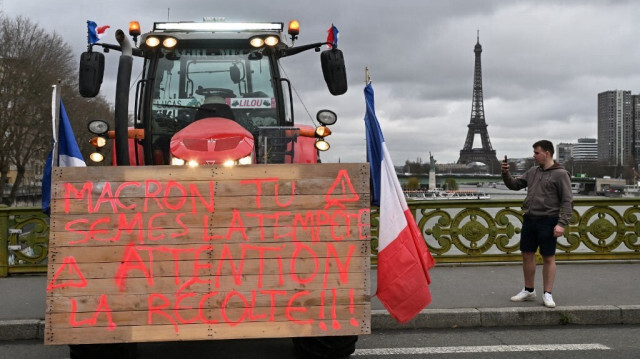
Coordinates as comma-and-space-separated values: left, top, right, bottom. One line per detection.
292, 335, 358, 359
69, 343, 137, 359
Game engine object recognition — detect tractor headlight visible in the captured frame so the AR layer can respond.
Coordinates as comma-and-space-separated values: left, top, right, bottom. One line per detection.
315, 139, 330, 151
250, 37, 264, 48
171, 157, 185, 166
315, 126, 331, 137
88, 120, 109, 135
89, 151, 104, 163
223, 154, 253, 167
264, 35, 279, 46
238, 154, 253, 165
163, 37, 178, 48
90, 136, 107, 148
316, 109, 337, 125
145, 36, 161, 47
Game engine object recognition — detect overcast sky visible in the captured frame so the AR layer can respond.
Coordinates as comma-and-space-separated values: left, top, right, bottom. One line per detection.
3, 0, 639, 165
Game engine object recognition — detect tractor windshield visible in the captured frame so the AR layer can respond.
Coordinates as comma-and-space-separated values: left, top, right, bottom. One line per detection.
147, 47, 279, 164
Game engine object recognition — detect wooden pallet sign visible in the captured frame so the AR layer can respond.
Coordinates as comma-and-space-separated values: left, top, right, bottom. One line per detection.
45, 163, 371, 345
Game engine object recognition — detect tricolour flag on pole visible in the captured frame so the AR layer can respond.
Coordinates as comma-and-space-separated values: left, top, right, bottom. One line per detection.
326, 24, 339, 48
88, 20, 110, 44
364, 82, 435, 323
42, 99, 86, 215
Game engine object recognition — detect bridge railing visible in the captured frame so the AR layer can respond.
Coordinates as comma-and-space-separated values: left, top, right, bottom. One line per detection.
370, 197, 640, 264
0, 205, 49, 277
2, 198, 639, 276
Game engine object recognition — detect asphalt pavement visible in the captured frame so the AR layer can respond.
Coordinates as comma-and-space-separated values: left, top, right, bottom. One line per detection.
1, 262, 639, 340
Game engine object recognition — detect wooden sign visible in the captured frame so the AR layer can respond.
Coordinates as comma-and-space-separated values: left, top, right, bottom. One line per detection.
45, 163, 371, 345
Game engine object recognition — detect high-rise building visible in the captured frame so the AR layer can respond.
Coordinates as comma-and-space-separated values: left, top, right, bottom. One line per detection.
632, 95, 640, 167
598, 90, 633, 166
573, 138, 598, 161
556, 143, 573, 164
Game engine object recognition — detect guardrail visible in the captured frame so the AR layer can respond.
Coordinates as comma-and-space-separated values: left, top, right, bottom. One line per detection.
0, 205, 49, 277
370, 197, 640, 264
2, 198, 639, 276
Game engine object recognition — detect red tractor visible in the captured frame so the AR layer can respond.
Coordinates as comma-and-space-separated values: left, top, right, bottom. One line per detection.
74, 19, 357, 359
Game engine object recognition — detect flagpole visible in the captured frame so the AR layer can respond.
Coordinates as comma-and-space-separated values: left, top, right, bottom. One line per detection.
51, 85, 61, 170
365, 67, 371, 165
43, 84, 61, 214
364, 67, 372, 206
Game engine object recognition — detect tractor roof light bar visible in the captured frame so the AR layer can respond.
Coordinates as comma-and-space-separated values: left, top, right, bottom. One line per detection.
153, 22, 284, 33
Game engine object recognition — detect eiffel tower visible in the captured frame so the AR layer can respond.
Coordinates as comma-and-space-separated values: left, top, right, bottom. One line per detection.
457, 32, 501, 173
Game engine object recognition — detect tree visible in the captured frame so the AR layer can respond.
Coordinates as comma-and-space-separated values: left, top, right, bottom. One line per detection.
0, 15, 114, 205
444, 178, 458, 191
0, 16, 75, 204
402, 158, 429, 174
406, 177, 420, 190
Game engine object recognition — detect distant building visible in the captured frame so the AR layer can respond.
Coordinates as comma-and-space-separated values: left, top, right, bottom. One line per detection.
573, 138, 598, 162
556, 143, 573, 164
598, 90, 633, 166
512, 158, 534, 173
633, 95, 640, 167
436, 163, 469, 173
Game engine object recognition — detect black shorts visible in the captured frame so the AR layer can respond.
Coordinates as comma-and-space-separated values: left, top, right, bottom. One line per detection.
520, 214, 559, 257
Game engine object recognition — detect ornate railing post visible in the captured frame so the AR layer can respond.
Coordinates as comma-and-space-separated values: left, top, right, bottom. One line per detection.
0, 205, 9, 277
0, 207, 50, 276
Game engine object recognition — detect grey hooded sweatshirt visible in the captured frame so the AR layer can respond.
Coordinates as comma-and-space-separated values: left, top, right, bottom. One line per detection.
501, 162, 573, 227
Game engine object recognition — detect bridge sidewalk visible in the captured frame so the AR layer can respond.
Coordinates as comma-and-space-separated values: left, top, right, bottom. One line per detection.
1, 262, 639, 340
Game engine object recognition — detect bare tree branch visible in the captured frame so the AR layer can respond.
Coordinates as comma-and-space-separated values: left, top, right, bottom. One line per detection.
0, 15, 114, 205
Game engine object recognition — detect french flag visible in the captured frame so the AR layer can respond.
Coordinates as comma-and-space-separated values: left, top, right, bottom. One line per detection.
87, 20, 110, 44
42, 100, 86, 215
364, 82, 435, 323
326, 24, 339, 48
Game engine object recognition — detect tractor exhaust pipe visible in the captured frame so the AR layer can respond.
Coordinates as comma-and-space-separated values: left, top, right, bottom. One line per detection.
114, 29, 133, 165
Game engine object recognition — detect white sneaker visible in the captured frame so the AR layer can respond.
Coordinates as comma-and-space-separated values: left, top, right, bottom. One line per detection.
543, 292, 556, 308
510, 288, 537, 302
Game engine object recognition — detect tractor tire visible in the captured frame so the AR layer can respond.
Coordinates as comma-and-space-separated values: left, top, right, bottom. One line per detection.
292, 335, 358, 359
69, 343, 137, 359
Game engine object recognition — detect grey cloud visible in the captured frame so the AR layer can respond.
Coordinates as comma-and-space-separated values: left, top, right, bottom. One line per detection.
3, 0, 639, 164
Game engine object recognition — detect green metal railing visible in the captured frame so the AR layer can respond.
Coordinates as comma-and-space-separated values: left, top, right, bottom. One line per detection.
371, 197, 640, 264
0, 205, 50, 277
2, 198, 640, 276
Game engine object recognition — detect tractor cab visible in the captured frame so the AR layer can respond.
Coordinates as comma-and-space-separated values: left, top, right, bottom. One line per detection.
141, 23, 287, 165
80, 20, 347, 166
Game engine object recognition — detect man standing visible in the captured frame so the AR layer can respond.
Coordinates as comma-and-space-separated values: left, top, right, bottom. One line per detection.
501, 140, 573, 308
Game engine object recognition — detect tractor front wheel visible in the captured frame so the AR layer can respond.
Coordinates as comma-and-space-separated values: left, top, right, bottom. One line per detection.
292, 335, 358, 359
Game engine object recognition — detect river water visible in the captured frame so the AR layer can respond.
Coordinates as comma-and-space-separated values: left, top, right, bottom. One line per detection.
461, 184, 599, 200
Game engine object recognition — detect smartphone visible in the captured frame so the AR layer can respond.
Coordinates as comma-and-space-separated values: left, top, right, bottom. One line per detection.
503, 155, 508, 163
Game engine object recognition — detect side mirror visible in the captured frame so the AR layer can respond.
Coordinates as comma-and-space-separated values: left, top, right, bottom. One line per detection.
230, 64, 241, 84
320, 49, 347, 96
79, 52, 105, 98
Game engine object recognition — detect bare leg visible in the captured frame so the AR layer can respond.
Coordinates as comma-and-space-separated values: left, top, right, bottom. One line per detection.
542, 255, 556, 292
522, 252, 536, 288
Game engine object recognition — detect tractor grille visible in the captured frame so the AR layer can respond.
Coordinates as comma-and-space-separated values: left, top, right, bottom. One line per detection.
257, 127, 299, 164
182, 136, 243, 152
